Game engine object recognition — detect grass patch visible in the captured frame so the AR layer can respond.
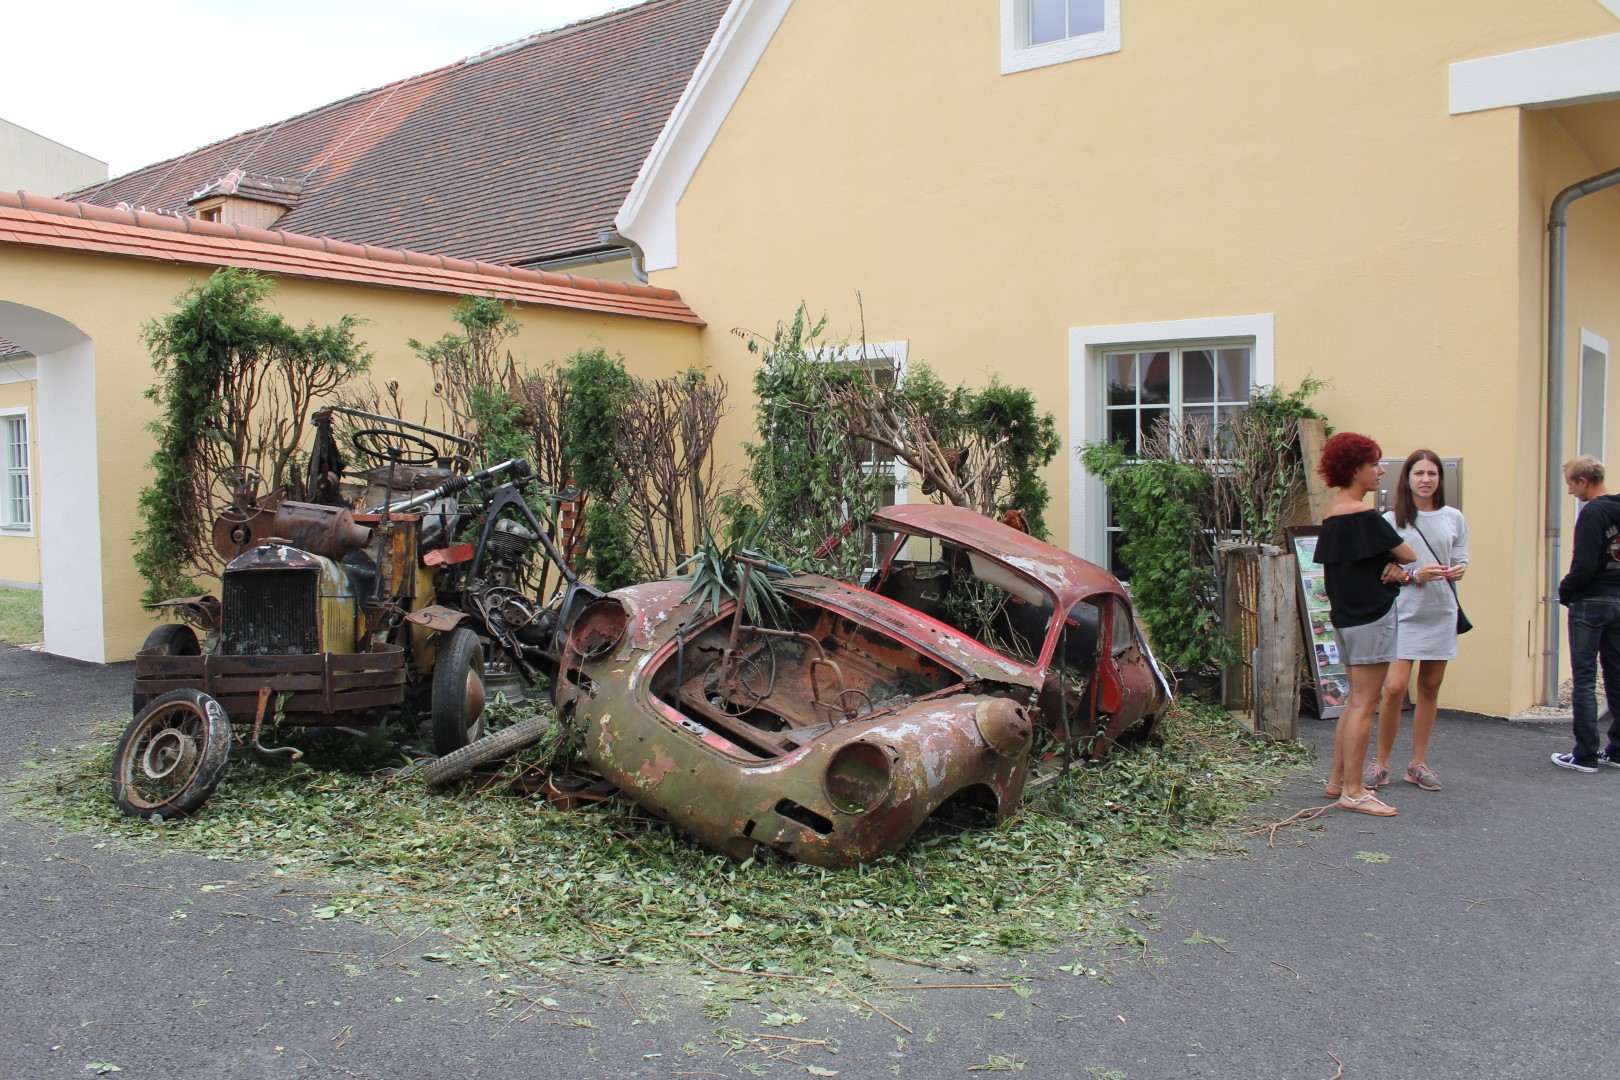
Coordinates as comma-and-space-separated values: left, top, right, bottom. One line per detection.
16, 697, 1309, 996
0, 585, 42, 644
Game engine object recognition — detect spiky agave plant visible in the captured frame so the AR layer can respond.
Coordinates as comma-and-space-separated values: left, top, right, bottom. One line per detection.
677, 513, 791, 627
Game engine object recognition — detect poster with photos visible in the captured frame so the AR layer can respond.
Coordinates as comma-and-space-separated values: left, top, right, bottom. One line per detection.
1288, 527, 1347, 719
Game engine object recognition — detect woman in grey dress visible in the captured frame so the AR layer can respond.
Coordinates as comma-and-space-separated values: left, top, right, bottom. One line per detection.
1368, 450, 1470, 792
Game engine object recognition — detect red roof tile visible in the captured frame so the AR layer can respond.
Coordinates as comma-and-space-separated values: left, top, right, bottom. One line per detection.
61, 0, 728, 268
0, 190, 703, 325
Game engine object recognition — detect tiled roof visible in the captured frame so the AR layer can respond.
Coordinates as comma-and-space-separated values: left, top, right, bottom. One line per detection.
63, 0, 729, 266
0, 190, 703, 325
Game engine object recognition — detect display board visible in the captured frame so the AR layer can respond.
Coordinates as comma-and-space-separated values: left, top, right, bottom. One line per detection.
1287, 526, 1346, 719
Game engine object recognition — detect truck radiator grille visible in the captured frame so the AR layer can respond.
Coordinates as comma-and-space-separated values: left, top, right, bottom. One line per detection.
221, 570, 321, 655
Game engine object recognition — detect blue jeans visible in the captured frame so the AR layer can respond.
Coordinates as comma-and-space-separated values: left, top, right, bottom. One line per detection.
1567, 597, 1620, 763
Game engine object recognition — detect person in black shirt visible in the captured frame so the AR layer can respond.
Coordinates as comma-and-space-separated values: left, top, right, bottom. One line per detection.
1553, 455, 1620, 772
1314, 433, 1417, 816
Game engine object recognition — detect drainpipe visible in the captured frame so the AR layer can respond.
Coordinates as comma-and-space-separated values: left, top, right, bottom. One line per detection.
597, 230, 648, 284
1541, 165, 1620, 706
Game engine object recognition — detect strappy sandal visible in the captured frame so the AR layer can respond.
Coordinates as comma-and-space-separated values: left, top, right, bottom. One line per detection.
1336, 791, 1397, 817
1323, 782, 1343, 798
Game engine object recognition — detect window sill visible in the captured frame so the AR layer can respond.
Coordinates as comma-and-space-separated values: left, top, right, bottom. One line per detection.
1002, 27, 1120, 74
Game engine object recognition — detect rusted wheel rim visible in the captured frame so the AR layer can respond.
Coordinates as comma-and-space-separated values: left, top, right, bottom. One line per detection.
140, 728, 199, 781
119, 702, 208, 810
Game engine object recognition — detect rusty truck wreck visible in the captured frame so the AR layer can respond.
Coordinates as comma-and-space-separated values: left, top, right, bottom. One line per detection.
553, 504, 1170, 868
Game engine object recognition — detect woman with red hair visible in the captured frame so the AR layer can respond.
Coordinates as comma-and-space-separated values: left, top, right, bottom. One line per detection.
1313, 433, 1418, 816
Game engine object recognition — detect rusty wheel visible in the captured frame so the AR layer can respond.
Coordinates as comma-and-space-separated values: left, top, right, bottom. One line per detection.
112, 689, 231, 819
208, 464, 267, 524
701, 657, 766, 715
431, 627, 486, 756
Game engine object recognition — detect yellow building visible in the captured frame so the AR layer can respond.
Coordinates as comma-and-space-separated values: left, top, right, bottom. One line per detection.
0, 190, 703, 664
607, 0, 1620, 717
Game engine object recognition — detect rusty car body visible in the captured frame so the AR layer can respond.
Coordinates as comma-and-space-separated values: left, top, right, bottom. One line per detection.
553, 504, 1170, 867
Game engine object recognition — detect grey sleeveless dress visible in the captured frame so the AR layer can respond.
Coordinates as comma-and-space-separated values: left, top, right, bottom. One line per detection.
1385, 506, 1470, 661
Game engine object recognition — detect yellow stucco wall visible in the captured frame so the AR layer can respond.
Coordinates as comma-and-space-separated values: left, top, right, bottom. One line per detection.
1519, 102, 1620, 706
0, 375, 40, 585
0, 245, 703, 660
646, 0, 1620, 716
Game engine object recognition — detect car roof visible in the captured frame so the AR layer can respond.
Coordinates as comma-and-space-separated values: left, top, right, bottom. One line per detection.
873, 503, 1128, 607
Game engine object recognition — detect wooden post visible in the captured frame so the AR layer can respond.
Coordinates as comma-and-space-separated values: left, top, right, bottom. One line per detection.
1255, 546, 1300, 740
1298, 418, 1331, 525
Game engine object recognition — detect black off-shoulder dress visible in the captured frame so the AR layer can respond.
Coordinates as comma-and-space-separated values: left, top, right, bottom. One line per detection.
1314, 509, 1403, 629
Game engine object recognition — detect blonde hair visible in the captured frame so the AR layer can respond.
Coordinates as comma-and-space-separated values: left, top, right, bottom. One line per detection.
1564, 456, 1605, 485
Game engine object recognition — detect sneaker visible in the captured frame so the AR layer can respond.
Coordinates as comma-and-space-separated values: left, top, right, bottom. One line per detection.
1599, 751, 1620, 770
1363, 762, 1390, 788
1404, 762, 1441, 791
1551, 752, 1598, 773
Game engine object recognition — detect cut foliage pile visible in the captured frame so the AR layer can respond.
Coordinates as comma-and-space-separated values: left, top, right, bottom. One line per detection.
21, 700, 1307, 997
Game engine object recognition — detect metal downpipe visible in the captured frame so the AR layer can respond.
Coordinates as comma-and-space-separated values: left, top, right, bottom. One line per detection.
1541, 165, 1620, 706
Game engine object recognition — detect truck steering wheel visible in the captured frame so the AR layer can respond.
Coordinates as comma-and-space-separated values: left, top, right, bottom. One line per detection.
351, 428, 441, 467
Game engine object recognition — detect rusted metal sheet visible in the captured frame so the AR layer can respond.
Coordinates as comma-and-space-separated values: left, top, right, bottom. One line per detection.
405, 605, 469, 632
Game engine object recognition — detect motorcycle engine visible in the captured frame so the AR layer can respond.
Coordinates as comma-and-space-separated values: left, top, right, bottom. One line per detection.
484, 519, 538, 586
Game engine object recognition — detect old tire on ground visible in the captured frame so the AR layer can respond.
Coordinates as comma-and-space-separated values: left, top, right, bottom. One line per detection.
112, 688, 231, 819
431, 626, 486, 756
132, 623, 200, 716
421, 715, 549, 788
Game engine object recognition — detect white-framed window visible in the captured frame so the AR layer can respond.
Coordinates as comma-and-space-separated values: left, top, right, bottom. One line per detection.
1000, 0, 1121, 75
1099, 344, 1252, 575
819, 342, 910, 574
1579, 329, 1609, 461
0, 410, 32, 533
1069, 314, 1276, 573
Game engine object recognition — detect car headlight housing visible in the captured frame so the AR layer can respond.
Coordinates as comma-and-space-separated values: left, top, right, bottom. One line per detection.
825, 742, 893, 814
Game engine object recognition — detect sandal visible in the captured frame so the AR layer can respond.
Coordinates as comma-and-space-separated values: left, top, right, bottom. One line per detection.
1323, 782, 1343, 798
1363, 762, 1390, 788
1404, 762, 1441, 790
1336, 791, 1397, 817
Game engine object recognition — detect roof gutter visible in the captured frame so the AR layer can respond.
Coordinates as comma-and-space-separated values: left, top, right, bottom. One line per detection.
1542, 164, 1620, 706
598, 230, 649, 284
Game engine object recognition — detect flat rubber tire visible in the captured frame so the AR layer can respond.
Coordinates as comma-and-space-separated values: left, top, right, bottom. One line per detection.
112, 688, 231, 819
421, 715, 549, 788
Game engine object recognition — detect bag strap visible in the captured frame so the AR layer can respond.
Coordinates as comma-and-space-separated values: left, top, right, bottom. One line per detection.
1411, 520, 1463, 606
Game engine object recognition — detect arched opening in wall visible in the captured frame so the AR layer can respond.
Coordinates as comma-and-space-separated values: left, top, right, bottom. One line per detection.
0, 301, 103, 663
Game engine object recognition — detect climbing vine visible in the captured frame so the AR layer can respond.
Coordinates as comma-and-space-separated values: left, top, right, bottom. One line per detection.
133, 268, 369, 604
1079, 377, 1329, 673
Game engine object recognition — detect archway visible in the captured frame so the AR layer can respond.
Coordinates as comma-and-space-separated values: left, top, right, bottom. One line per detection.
0, 301, 104, 662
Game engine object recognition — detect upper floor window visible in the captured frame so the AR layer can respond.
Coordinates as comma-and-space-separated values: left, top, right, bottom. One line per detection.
1001, 0, 1120, 75
2, 412, 31, 532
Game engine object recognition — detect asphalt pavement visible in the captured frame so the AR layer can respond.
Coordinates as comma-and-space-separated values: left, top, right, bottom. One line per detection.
1, 643, 1615, 1080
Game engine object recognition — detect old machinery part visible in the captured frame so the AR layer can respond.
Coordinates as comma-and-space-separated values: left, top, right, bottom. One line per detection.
210, 464, 268, 524
269, 503, 372, 561
249, 686, 305, 762
568, 598, 629, 660
974, 698, 1034, 757
431, 626, 487, 756
824, 742, 893, 814
220, 565, 321, 656
131, 623, 200, 716
351, 427, 441, 468
701, 656, 768, 715
112, 689, 232, 819
421, 714, 550, 788
485, 518, 538, 578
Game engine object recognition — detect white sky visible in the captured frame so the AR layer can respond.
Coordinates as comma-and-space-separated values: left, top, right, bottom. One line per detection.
7, 0, 646, 179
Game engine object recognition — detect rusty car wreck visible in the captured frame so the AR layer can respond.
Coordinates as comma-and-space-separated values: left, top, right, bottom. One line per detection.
553, 504, 1170, 868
